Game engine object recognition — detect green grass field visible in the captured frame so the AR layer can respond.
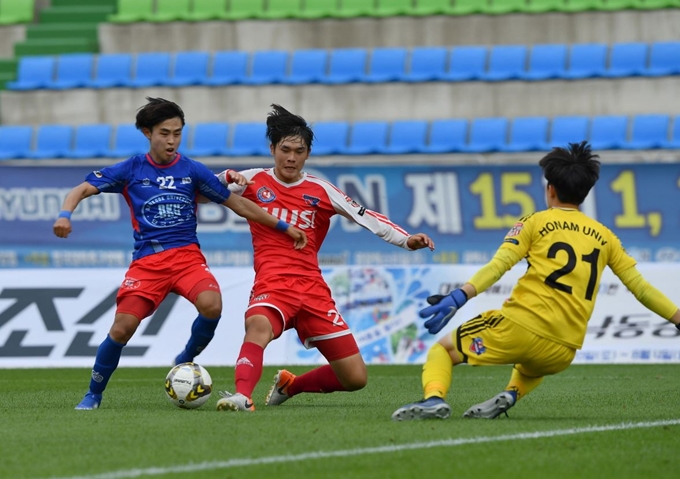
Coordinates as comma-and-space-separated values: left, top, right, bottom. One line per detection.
3, 364, 680, 479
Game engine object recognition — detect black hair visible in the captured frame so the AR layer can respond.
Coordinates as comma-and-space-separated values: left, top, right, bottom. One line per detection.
266, 104, 314, 150
135, 97, 185, 131
538, 141, 601, 205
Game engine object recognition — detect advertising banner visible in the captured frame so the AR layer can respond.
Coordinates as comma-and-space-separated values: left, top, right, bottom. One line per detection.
1, 264, 678, 368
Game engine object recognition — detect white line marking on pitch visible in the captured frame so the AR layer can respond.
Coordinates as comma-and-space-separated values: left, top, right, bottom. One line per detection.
47, 419, 680, 479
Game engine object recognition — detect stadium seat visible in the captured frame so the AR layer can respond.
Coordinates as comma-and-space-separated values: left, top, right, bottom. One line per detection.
336, 0, 377, 17
646, 41, 680, 76
47, 54, 94, 89
299, 0, 340, 18
463, 118, 509, 152
522, 44, 568, 80
483, 45, 528, 81
548, 116, 590, 148
227, 122, 270, 156
149, 0, 191, 22
286, 49, 328, 84
597, 0, 638, 9
105, 124, 149, 157
184, 0, 230, 21
422, 119, 468, 153
604, 43, 648, 78
206, 51, 249, 85
88, 53, 133, 88
167, 51, 210, 86
560, 0, 603, 12
261, 0, 302, 19
502, 117, 551, 152
662, 115, 680, 149
29, 125, 73, 159
68, 124, 112, 158
635, 0, 680, 9
109, 0, 154, 23
0, 125, 33, 160
383, 120, 429, 154
184, 122, 230, 157
588, 115, 628, 150
403, 47, 448, 82
129, 53, 171, 88
448, 0, 490, 14
6, 56, 55, 90
524, 0, 565, 12
444, 46, 487, 81
0, 0, 34, 24
340, 121, 390, 155
311, 121, 350, 155
224, 0, 265, 20
374, 0, 414, 16
563, 43, 608, 79
363, 48, 408, 83
624, 114, 670, 149
487, 0, 529, 14
411, 0, 456, 15
322, 48, 368, 84
246, 50, 288, 85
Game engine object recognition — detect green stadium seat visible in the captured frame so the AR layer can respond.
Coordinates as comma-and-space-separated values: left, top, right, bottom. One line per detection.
524, 0, 564, 12
374, 0, 414, 16
487, 0, 529, 14
225, 0, 265, 20
336, 0, 377, 17
108, 0, 153, 23
261, 0, 302, 19
0, 0, 35, 24
560, 0, 602, 12
299, 0, 340, 18
411, 0, 457, 15
448, 0, 490, 15
149, 0, 191, 22
597, 0, 638, 10
184, 0, 229, 21
634, 0, 680, 9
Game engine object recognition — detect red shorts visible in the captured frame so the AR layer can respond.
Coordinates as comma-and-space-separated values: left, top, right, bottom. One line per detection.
247, 275, 354, 350
117, 244, 220, 314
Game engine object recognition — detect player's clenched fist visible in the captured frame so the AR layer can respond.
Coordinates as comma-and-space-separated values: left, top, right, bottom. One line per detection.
53, 217, 72, 238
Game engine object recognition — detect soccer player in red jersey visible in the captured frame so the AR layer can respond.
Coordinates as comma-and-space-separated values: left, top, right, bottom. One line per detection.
53, 98, 307, 410
204, 104, 435, 412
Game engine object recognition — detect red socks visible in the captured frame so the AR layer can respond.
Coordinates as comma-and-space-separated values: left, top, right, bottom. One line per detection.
234, 342, 264, 398
288, 364, 346, 396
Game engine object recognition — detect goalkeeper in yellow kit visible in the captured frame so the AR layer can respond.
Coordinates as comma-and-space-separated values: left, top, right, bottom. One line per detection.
393, 141, 680, 421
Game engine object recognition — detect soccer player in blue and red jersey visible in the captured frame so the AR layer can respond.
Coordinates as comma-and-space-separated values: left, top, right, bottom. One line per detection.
53, 97, 307, 410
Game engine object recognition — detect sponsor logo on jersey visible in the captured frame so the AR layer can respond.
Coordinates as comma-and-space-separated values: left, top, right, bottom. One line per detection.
181, 177, 192, 184
142, 193, 193, 228
344, 195, 363, 209
142, 178, 151, 187
257, 186, 276, 203
303, 194, 320, 207
121, 276, 141, 289
93, 171, 103, 178
506, 222, 524, 237
469, 337, 486, 355
252, 293, 270, 302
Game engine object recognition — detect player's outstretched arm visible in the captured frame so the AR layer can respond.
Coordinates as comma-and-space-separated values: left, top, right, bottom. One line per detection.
407, 233, 435, 251
617, 266, 680, 329
53, 182, 100, 238
222, 194, 307, 249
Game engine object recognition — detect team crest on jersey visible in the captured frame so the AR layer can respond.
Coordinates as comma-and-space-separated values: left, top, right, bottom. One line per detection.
469, 337, 486, 355
142, 178, 151, 187
506, 222, 524, 237
303, 194, 320, 207
121, 276, 141, 290
257, 186, 276, 203
181, 177, 192, 184
93, 171, 102, 178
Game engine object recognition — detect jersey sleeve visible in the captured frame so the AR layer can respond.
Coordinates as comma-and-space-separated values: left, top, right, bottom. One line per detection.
605, 229, 637, 275
217, 168, 262, 195
497, 213, 535, 259
85, 159, 132, 193
617, 266, 678, 320
467, 247, 522, 294
194, 162, 231, 204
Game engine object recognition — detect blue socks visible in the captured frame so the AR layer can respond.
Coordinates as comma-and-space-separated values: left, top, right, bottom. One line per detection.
88, 335, 125, 395
174, 314, 220, 365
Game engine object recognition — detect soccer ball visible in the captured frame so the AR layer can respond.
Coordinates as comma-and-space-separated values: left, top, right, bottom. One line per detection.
165, 362, 212, 409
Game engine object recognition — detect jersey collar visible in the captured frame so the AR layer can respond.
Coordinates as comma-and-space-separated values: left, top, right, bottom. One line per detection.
146, 152, 180, 168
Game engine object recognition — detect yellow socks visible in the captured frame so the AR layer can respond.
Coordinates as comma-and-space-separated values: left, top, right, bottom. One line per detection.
422, 342, 453, 399
505, 367, 543, 400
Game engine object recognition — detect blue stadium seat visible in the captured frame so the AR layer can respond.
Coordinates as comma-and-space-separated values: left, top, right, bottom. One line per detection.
0, 125, 33, 159
463, 117, 509, 152
482, 45, 527, 81
422, 119, 468, 153
444, 46, 487, 81
167, 51, 210, 86
624, 114, 670, 149
105, 124, 148, 157
246, 50, 288, 85
67, 124, 112, 158
311, 121, 350, 155
383, 120, 429, 154
589, 115, 628, 150
646, 41, 680, 76
604, 43, 648, 78
548, 116, 590, 148
47, 54, 93, 89
340, 121, 390, 155
286, 49, 328, 84
6, 56, 55, 90
363, 47, 408, 83
662, 115, 680, 149
502, 117, 550, 152
184, 122, 230, 157
227, 122, 269, 156
29, 125, 73, 159
563, 44, 608, 79
88, 54, 133, 88
403, 46, 448, 82
521, 44, 568, 80
322, 48, 368, 84
129, 52, 171, 88
206, 51, 249, 85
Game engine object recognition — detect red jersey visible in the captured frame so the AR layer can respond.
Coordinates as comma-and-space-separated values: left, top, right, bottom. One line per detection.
221, 168, 412, 280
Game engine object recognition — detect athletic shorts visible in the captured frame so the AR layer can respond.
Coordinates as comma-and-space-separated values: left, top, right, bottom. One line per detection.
452, 310, 576, 378
247, 275, 353, 350
117, 244, 220, 312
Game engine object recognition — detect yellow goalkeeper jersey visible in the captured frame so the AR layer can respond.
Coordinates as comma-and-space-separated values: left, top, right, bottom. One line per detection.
495, 207, 636, 349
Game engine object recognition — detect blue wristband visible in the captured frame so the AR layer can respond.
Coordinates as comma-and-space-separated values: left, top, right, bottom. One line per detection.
58, 210, 72, 220
275, 220, 289, 232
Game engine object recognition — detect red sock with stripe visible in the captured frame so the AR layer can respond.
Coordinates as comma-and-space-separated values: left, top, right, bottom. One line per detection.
234, 342, 263, 399
288, 364, 346, 396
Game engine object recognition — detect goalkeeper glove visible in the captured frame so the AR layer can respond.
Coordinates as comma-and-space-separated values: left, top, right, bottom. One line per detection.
418, 289, 468, 334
